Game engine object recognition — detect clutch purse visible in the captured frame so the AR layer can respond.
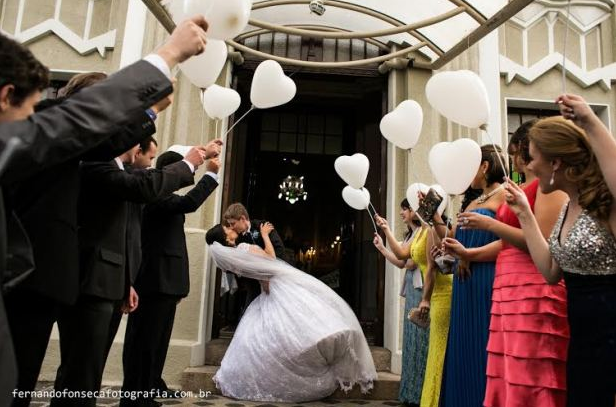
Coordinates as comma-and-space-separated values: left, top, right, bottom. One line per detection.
416, 188, 443, 225
408, 307, 430, 329
435, 253, 456, 275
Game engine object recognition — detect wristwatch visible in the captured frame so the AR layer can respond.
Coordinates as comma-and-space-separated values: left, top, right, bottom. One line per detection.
145, 108, 157, 121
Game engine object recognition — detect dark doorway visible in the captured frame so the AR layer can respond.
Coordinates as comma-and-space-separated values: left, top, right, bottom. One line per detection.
215, 68, 388, 345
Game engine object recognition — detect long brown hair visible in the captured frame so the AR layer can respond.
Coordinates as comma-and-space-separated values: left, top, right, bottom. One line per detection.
529, 116, 612, 221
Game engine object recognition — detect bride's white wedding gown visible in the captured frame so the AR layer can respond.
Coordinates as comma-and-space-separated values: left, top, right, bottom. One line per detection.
209, 242, 377, 402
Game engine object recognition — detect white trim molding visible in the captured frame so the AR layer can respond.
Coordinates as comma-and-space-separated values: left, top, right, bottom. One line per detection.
12, 19, 116, 57
3, 0, 116, 57
501, 53, 616, 90
501, 0, 616, 90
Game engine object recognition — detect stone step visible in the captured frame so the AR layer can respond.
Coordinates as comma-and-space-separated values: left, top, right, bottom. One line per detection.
181, 366, 400, 400
204, 338, 392, 372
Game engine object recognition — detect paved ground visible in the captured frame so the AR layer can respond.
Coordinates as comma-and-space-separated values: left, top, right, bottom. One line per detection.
27, 383, 404, 407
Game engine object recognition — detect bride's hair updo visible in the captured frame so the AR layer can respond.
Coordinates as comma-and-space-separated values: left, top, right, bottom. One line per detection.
206, 224, 230, 246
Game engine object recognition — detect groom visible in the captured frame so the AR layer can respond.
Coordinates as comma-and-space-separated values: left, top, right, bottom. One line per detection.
222, 203, 287, 311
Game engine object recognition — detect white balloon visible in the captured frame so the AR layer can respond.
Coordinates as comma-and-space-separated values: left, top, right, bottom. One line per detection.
167, 144, 193, 157
429, 184, 449, 215
379, 100, 423, 149
406, 183, 429, 212
429, 138, 482, 195
168, 0, 188, 21
179, 39, 228, 88
201, 85, 241, 120
425, 70, 490, 129
183, 0, 252, 40
334, 153, 369, 189
250, 60, 296, 109
342, 186, 370, 210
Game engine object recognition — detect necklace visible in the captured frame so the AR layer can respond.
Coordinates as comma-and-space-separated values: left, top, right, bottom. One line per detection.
477, 184, 504, 204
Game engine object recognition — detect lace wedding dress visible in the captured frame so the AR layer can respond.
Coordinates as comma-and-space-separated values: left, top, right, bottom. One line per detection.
209, 242, 377, 402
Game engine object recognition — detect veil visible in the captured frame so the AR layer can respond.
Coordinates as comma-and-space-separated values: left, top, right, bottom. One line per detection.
208, 242, 294, 280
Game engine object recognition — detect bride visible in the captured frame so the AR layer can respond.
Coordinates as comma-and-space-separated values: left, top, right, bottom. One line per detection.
205, 222, 377, 402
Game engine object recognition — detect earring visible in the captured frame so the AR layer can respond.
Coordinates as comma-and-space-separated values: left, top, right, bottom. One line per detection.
549, 170, 555, 186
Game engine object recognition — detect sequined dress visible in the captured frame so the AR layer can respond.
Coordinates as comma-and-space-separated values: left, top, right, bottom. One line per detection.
548, 204, 616, 407
484, 180, 569, 407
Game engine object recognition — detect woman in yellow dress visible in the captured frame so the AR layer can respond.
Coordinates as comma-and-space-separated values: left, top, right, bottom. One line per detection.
376, 217, 452, 407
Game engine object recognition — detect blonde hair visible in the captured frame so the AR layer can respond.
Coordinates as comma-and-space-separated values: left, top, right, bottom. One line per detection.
529, 116, 612, 221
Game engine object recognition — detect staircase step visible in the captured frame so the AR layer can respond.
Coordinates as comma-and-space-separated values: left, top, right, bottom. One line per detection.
203, 339, 391, 372
181, 366, 400, 400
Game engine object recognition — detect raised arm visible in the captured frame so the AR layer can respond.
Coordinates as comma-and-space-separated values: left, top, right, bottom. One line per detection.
258, 222, 276, 259
146, 158, 220, 214
373, 233, 415, 269
558, 94, 616, 201
443, 238, 501, 262
374, 214, 411, 260
504, 180, 562, 283
80, 159, 194, 203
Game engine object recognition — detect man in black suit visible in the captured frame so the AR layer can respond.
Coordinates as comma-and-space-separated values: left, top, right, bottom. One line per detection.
120, 150, 220, 405
6, 75, 170, 407
0, 18, 208, 406
50, 140, 218, 406
222, 203, 287, 312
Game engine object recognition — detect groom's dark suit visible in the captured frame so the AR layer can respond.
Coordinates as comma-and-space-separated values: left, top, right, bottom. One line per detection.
235, 219, 287, 311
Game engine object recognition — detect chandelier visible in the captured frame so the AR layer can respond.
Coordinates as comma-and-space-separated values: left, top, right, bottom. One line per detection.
278, 175, 307, 204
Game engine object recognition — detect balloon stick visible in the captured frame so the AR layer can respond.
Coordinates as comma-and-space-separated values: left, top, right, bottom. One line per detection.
408, 148, 415, 182
479, 125, 508, 180
366, 205, 378, 234
562, 0, 572, 94
225, 105, 255, 137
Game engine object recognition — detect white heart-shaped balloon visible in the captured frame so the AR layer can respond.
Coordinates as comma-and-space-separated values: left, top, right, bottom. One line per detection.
334, 153, 369, 189
429, 138, 481, 195
406, 183, 429, 212
183, 0, 252, 40
342, 186, 370, 210
250, 60, 297, 109
167, 144, 193, 157
379, 100, 423, 150
168, 0, 188, 21
179, 39, 228, 88
426, 70, 490, 129
201, 85, 241, 120
429, 184, 449, 215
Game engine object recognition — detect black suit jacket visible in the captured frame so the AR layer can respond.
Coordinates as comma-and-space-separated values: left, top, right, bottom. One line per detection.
77, 160, 194, 301
0, 60, 171, 186
0, 59, 172, 407
9, 113, 156, 305
136, 173, 218, 297
236, 219, 287, 261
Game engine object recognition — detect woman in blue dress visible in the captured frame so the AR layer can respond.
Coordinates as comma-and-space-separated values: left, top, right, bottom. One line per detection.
439, 145, 507, 407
